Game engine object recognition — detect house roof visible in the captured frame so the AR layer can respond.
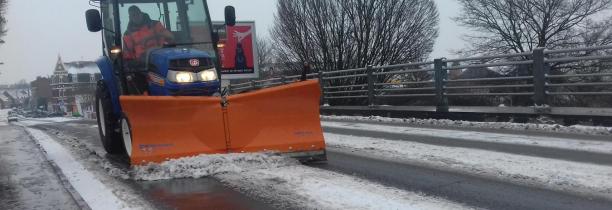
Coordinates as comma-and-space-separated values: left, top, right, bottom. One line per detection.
64, 61, 99, 75
54, 55, 99, 75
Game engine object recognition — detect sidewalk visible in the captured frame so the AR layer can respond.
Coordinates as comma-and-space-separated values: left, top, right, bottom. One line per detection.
0, 124, 81, 210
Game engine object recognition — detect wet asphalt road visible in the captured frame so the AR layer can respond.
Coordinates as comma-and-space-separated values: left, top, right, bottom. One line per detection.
26, 118, 612, 210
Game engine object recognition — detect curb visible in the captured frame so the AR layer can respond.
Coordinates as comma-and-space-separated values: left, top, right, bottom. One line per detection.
22, 127, 92, 210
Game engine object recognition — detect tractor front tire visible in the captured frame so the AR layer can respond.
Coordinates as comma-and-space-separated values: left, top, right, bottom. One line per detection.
95, 80, 125, 154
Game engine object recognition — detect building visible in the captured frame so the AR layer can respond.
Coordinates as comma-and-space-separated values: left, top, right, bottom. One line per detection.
50, 55, 101, 118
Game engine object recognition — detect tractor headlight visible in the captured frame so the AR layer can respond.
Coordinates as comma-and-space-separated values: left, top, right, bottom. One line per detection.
199, 68, 218, 81
168, 71, 195, 83
175, 72, 194, 83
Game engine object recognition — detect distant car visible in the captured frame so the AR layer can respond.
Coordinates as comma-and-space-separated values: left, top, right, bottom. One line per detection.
7, 114, 18, 122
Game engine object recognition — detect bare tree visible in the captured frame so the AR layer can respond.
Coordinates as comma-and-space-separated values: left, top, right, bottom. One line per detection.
272, 0, 438, 104
456, 0, 612, 107
272, 0, 438, 73
456, 0, 612, 55
0, 0, 7, 40
257, 37, 273, 67
255, 36, 284, 79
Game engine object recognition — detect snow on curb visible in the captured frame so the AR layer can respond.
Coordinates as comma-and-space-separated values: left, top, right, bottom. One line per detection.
322, 115, 612, 136
322, 121, 612, 154
25, 128, 132, 210
325, 133, 612, 200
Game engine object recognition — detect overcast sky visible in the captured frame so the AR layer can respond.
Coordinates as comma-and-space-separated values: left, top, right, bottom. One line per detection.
0, 0, 466, 84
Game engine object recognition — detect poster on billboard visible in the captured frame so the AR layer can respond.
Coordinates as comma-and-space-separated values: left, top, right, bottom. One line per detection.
212, 21, 259, 79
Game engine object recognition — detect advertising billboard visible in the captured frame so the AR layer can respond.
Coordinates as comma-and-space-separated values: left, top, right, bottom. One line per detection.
213, 21, 259, 79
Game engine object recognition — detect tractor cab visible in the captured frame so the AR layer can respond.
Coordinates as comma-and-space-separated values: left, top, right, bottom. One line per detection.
86, 0, 235, 96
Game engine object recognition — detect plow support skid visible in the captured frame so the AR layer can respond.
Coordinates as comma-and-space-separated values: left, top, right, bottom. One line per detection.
120, 80, 325, 165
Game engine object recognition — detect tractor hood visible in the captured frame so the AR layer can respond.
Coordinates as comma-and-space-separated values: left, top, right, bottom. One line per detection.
148, 48, 216, 77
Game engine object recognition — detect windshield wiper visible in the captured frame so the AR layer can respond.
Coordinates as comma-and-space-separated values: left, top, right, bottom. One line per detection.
164, 41, 213, 48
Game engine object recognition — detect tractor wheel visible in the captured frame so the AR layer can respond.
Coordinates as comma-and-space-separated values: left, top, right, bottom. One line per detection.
119, 115, 133, 158
95, 80, 125, 154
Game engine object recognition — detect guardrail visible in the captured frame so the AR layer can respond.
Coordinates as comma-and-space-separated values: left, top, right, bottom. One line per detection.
226, 45, 612, 119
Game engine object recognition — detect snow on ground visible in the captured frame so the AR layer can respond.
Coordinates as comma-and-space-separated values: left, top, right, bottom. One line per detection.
322, 115, 612, 136
25, 128, 132, 210
36, 123, 471, 210
134, 153, 472, 210
324, 133, 612, 200
15, 117, 80, 126
322, 121, 612, 154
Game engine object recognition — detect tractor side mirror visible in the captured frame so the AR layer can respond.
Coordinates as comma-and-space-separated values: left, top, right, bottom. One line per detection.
86, 9, 102, 32
224, 6, 236, 26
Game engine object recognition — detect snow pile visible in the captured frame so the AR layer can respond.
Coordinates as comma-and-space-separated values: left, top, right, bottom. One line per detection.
322, 121, 612, 154
322, 115, 612, 136
132, 153, 299, 181
325, 133, 612, 199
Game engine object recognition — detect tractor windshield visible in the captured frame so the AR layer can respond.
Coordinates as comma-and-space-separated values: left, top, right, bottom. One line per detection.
117, 0, 215, 60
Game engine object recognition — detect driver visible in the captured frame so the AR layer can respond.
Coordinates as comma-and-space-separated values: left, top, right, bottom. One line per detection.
122, 5, 174, 61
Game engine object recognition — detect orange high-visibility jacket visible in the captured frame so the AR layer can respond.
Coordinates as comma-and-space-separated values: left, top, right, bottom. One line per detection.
123, 21, 167, 60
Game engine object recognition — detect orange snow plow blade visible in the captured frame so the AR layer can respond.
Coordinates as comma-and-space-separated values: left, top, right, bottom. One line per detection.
119, 79, 326, 165
226, 80, 326, 160
119, 96, 228, 165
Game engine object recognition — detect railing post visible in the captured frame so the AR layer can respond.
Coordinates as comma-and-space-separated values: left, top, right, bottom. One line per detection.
281, 75, 287, 84
367, 65, 375, 106
532, 48, 548, 107
434, 59, 449, 112
251, 80, 256, 89
318, 71, 325, 105
227, 84, 232, 94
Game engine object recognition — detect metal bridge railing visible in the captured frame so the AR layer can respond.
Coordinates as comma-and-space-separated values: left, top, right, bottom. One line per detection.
227, 44, 612, 114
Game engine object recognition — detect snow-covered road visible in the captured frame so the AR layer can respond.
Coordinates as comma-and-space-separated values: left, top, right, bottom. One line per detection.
15, 117, 472, 210
4, 113, 612, 210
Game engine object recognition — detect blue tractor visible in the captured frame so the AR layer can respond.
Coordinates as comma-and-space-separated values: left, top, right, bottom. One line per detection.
85, 0, 236, 156
86, 0, 327, 165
